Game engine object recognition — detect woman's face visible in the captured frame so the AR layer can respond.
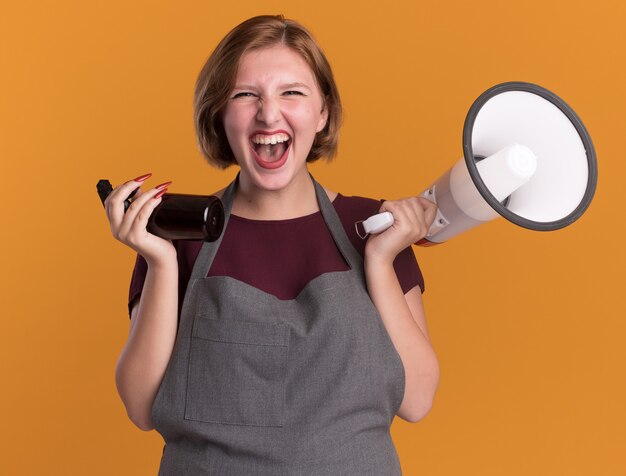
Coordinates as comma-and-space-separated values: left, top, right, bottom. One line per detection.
222, 44, 328, 192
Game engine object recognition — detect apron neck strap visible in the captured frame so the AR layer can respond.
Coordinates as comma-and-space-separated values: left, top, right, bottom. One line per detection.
189, 174, 238, 281
190, 173, 363, 281
310, 174, 363, 271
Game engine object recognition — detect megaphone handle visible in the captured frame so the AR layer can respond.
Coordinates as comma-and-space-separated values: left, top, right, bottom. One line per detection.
360, 212, 395, 235
360, 187, 442, 237
358, 200, 446, 244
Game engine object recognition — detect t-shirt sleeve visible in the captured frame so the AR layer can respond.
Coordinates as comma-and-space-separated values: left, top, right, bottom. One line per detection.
336, 194, 425, 295
127, 240, 204, 318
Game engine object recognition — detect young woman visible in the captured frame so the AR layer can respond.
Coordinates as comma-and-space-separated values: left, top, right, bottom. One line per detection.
104, 14, 440, 475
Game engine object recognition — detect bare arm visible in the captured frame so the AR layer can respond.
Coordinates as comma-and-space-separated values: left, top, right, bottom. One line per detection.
365, 262, 439, 422
104, 175, 179, 431
365, 197, 440, 423
116, 256, 178, 431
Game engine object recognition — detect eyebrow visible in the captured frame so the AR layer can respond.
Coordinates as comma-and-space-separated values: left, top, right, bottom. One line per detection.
233, 82, 312, 91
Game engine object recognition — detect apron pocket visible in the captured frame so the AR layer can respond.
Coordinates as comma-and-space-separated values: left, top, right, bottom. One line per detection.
185, 316, 288, 427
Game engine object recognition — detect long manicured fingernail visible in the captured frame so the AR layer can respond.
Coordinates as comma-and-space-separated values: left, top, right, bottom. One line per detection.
154, 188, 168, 199
155, 181, 172, 190
133, 173, 152, 182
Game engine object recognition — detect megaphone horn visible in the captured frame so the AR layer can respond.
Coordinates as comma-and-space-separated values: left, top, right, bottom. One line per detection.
360, 82, 598, 245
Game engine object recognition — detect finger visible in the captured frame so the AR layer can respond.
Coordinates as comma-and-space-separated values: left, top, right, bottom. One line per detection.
117, 182, 171, 240
120, 189, 168, 246
105, 173, 152, 231
106, 182, 142, 231
379, 200, 400, 219
418, 197, 438, 226
397, 199, 428, 240
104, 173, 152, 209
131, 187, 146, 201
387, 199, 435, 243
380, 200, 412, 230
125, 174, 151, 201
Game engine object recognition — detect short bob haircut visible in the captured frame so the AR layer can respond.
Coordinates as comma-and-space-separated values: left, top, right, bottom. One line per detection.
194, 15, 342, 169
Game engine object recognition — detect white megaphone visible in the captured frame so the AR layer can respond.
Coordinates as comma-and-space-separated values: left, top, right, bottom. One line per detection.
361, 82, 598, 245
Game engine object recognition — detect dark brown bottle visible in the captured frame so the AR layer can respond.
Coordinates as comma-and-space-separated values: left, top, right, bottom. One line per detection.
97, 179, 224, 241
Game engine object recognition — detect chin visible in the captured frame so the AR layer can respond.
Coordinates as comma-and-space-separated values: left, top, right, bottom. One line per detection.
249, 170, 295, 191
243, 155, 308, 191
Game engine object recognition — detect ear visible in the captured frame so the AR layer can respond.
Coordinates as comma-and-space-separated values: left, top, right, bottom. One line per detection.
316, 100, 329, 133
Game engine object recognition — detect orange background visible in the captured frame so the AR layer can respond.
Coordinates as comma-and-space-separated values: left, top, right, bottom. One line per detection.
1, 0, 624, 474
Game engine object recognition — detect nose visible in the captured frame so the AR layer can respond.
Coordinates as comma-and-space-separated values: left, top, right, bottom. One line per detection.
255, 96, 281, 125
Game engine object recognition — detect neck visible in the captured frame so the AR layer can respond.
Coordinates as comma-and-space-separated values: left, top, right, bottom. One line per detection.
231, 170, 319, 220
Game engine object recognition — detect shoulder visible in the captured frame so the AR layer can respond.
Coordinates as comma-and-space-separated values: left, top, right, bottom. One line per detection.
332, 193, 383, 257
333, 193, 383, 222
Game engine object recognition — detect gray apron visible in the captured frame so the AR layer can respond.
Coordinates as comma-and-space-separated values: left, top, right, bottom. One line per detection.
151, 175, 405, 475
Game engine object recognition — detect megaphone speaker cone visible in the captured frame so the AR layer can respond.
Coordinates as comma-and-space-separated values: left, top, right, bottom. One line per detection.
463, 81, 597, 232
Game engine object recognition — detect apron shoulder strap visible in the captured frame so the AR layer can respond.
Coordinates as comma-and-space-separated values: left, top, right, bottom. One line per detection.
310, 175, 364, 271
189, 175, 238, 281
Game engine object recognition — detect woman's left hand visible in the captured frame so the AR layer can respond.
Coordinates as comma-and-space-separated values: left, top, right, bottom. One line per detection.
364, 197, 437, 264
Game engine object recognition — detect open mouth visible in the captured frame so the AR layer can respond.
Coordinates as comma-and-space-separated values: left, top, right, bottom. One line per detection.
250, 134, 292, 170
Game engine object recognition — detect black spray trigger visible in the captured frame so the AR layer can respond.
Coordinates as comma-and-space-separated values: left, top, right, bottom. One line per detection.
96, 179, 133, 212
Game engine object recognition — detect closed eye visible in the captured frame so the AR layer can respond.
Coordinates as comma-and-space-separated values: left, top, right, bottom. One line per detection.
232, 92, 255, 99
231, 91, 305, 99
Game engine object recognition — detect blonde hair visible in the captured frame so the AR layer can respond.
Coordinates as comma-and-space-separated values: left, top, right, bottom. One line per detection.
194, 15, 342, 168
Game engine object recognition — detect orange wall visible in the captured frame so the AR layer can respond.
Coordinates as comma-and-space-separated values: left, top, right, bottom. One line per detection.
1, 1, 624, 474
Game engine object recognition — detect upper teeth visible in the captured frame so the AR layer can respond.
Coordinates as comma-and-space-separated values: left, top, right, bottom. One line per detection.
251, 133, 290, 145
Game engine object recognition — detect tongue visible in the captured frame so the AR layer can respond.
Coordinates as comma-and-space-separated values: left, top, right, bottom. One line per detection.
257, 142, 287, 162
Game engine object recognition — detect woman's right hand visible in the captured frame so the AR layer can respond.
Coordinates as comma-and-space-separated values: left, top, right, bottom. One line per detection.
103, 173, 176, 265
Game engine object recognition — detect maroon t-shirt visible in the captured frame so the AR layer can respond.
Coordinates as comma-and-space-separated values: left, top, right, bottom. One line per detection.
128, 193, 425, 316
